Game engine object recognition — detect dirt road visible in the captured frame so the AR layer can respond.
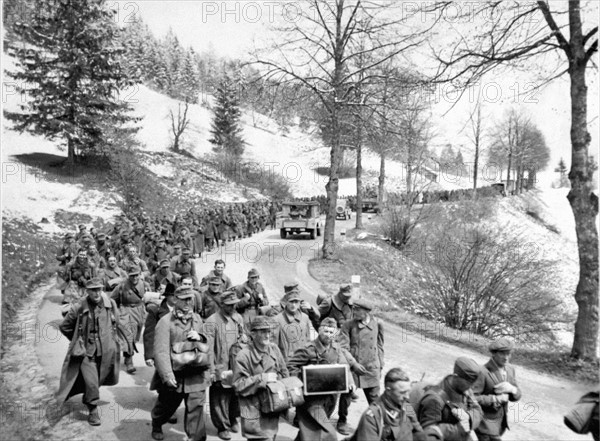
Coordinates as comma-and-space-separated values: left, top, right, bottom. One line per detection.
36, 218, 592, 440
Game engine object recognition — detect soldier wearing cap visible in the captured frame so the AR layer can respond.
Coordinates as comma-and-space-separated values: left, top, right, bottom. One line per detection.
273, 283, 320, 362
170, 247, 198, 288
56, 232, 80, 294
75, 223, 88, 242
197, 276, 224, 320
200, 259, 232, 290
337, 298, 384, 435
151, 259, 181, 291
64, 248, 98, 304
111, 267, 148, 374
150, 286, 212, 441
205, 290, 246, 440
232, 316, 289, 441
234, 269, 269, 329
472, 338, 521, 441
148, 236, 170, 273
96, 233, 111, 261
56, 277, 122, 426
57, 232, 80, 267
417, 357, 483, 441
318, 283, 354, 329
287, 317, 359, 441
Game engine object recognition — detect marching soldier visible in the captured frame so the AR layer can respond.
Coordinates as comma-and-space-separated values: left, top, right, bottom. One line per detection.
273, 283, 320, 362
234, 268, 269, 329
338, 298, 384, 435
111, 268, 148, 374
150, 286, 212, 441
417, 357, 483, 441
349, 368, 427, 441
196, 276, 223, 320
472, 338, 521, 441
287, 317, 359, 441
232, 316, 289, 441
56, 278, 123, 426
205, 291, 246, 440
170, 247, 198, 287
201, 259, 232, 289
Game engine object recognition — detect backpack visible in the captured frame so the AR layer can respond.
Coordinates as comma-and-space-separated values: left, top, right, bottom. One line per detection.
409, 381, 450, 418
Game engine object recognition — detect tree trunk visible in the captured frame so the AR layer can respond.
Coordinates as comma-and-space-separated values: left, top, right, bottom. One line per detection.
568, 40, 599, 360
473, 140, 479, 198
355, 136, 363, 229
67, 138, 75, 164
378, 152, 385, 207
323, 110, 342, 259
506, 144, 513, 195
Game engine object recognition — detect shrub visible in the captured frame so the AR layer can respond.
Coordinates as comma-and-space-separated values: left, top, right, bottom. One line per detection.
407, 215, 567, 343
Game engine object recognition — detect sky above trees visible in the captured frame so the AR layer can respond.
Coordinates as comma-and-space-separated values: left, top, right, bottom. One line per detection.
131, 0, 599, 182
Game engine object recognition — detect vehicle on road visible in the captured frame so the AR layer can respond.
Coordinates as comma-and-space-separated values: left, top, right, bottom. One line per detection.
361, 199, 380, 213
276, 201, 322, 239
335, 199, 351, 220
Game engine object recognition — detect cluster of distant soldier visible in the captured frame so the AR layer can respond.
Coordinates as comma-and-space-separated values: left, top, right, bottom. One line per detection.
301, 184, 508, 215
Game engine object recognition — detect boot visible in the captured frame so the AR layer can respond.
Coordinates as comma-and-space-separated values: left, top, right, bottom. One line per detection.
87, 405, 101, 426
124, 354, 136, 374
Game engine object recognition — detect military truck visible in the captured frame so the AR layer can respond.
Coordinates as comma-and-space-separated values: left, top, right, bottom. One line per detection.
336, 198, 351, 220
276, 201, 322, 239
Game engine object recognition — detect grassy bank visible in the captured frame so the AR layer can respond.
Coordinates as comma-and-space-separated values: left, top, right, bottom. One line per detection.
308, 237, 598, 384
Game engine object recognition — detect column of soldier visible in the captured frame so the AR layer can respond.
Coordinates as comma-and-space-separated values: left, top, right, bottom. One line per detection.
55, 218, 521, 441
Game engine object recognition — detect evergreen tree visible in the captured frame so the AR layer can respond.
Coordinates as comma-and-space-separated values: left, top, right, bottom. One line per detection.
179, 50, 201, 103
4, 0, 140, 163
209, 75, 245, 160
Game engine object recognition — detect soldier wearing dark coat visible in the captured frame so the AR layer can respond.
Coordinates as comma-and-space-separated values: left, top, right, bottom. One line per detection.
150, 287, 212, 441
56, 278, 122, 426
287, 317, 359, 441
143, 284, 176, 367
196, 276, 223, 319
170, 247, 198, 287
472, 338, 521, 441
350, 368, 427, 441
233, 316, 289, 441
234, 268, 269, 329
417, 357, 484, 441
317, 283, 354, 328
338, 298, 384, 435
151, 259, 180, 291
95, 233, 111, 260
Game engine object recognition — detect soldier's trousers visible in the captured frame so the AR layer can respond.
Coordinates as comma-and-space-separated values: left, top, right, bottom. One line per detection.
337, 386, 380, 423
151, 387, 207, 441
209, 381, 240, 432
80, 355, 101, 406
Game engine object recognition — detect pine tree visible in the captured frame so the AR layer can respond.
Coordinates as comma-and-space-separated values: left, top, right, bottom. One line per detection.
554, 157, 569, 188
209, 75, 245, 161
4, 0, 140, 163
179, 50, 201, 103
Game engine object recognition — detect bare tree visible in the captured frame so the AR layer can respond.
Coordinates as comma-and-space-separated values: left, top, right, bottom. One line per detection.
430, 1, 598, 359
253, 0, 438, 258
467, 101, 485, 198
169, 101, 190, 153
